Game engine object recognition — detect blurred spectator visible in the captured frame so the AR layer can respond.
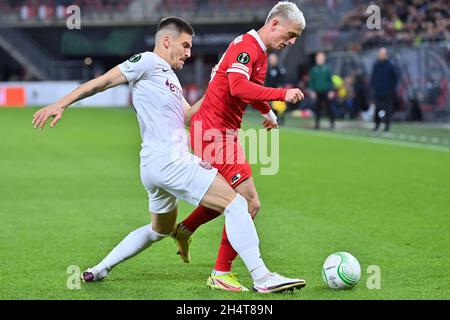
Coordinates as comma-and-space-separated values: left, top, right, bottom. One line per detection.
370, 47, 399, 132
309, 51, 335, 129
265, 53, 287, 125
330, 74, 346, 118
9, 0, 131, 21
351, 68, 369, 117
291, 73, 314, 118
340, 0, 450, 48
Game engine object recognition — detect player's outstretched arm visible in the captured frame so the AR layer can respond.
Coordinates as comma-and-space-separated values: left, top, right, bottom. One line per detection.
228, 72, 304, 104
183, 95, 205, 126
32, 66, 128, 130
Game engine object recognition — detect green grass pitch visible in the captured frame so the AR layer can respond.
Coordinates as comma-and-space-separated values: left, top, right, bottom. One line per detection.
0, 107, 449, 300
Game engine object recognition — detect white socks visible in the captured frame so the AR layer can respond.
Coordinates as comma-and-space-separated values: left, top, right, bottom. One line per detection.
223, 194, 270, 282
95, 224, 168, 272
91, 194, 270, 284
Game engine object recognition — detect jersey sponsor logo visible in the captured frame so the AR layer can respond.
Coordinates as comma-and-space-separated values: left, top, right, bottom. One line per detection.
162, 68, 170, 72
237, 52, 250, 64
199, 160, 212, 170
165, 78, 183, 97
231, 173, 241, 185
128, 53, 141, 63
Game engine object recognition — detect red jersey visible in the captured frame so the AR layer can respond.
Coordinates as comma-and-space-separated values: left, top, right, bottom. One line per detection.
192, 29, 287, 135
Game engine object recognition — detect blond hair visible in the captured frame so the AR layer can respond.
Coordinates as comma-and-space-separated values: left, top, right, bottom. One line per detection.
266, 1, 306, 30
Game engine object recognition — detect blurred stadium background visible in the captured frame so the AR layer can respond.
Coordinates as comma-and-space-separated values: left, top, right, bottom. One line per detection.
1, 0, 449, 300
1, 0, 449, 125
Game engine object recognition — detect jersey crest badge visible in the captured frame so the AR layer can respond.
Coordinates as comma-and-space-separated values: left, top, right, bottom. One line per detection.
128, 54, 141, 63
199, 161, 212, 170
237, 52, 250, 64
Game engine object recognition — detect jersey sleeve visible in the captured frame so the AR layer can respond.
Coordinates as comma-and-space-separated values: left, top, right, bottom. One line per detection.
225, 41, 259, 80
251, 101, 272, 114
228, 72, 287, 103
118, 52, 156, 83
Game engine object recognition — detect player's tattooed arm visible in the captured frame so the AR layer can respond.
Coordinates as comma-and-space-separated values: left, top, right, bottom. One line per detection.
32, 66, 128, 130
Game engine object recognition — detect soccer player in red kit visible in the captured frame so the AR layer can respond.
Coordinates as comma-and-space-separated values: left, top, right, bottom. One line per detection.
173, 1, 307, 292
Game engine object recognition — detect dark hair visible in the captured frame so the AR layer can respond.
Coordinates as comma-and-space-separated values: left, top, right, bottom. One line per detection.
156, 16, 195, 36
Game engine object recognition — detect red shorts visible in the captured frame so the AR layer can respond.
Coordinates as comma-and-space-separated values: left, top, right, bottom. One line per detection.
190, 128, 252, 188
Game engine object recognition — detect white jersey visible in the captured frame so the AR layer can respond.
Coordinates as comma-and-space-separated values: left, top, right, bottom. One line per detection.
119, 51, 188, 166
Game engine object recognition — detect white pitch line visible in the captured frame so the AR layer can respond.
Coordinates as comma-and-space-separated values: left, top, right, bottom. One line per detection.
282, 127, 450, 153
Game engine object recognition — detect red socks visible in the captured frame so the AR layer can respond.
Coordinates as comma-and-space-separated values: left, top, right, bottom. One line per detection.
182, 205, 221, 233
182, 205, 255, 273
214, 226, 238, 272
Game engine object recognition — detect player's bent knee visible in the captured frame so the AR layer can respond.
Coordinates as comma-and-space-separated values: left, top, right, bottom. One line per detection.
249, 199, 261, 218
201, 174, 239, 213
223, 193, 249, 216
149, 225, 170, 242
150, 208, 178, 235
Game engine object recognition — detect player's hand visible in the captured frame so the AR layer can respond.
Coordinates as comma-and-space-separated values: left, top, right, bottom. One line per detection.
32, 104, 65, 130
262, 119, 278, 131
284, 88, 304, 104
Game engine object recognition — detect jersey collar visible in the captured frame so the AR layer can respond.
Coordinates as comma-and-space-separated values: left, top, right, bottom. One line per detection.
151, 51, 173, 71
247, 29, 267, 53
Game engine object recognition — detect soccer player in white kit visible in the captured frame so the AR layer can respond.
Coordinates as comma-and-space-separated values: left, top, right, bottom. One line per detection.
32, 17, 306, 293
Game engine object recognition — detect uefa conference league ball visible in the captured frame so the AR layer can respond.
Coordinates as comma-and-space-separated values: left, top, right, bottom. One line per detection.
322, 252, 361, 289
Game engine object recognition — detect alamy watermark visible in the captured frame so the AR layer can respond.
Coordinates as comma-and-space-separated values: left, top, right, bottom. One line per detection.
366, 5, 381, 30
66, 262, 381, 290
366, 265, 382, 289
66, 265, 81, 290
66, 5, 81, 30
170, 121, 280, 176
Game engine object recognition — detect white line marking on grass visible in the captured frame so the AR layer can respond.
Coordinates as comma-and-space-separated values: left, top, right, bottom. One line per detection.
282, 127, 450, 153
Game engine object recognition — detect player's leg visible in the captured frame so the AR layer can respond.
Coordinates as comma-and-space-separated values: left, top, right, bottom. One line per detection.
213, 176, 260, 271
201, 173, 306, 293
173, 139, 253, 268
172, 136, 223, 263
82, 164, 178, 282
173, 178, 259, 291
172, 205, 220, 263
207, 177, 259, 291
82, 208, 176, 282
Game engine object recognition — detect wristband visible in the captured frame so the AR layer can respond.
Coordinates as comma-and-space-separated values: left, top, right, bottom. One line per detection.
262, 110, 278, 122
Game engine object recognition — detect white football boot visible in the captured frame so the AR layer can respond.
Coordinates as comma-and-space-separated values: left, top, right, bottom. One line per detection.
81, 266, 109, 282
253, 272, 306, 293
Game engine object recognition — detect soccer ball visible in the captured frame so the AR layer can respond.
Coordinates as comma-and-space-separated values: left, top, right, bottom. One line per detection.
322, 252, 361, 289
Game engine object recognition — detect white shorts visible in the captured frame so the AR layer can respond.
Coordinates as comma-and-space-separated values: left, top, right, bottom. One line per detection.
140, 151, 218, 214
